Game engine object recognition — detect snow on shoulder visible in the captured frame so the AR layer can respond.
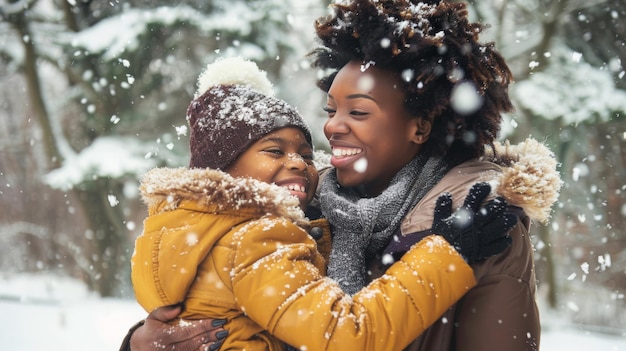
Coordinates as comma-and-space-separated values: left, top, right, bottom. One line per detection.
195, 56, 274, 98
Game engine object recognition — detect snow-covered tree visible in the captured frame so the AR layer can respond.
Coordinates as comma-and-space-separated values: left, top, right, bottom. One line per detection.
0, 0, 314, 297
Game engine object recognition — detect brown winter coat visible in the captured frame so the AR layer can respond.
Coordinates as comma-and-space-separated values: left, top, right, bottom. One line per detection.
377, 138, 562, 351
131, 167, 477, 351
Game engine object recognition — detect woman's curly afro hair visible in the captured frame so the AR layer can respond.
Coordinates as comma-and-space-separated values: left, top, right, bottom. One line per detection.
310, 0, 513, 163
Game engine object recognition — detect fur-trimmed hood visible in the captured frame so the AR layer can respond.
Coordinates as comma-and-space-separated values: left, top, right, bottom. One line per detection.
401, 137, 562, 236
139, 167, 308, 226
486, 137, 563, 223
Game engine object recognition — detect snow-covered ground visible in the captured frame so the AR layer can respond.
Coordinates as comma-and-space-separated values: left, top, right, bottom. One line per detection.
1, 274, 625, 351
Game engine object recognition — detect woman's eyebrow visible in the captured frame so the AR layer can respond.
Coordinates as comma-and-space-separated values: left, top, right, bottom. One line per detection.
327, 93, 376, 102
346, 93, 375, 101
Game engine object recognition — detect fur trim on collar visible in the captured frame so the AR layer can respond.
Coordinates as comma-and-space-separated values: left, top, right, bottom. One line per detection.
139, 167, 307, 225
485, 138, 563, 223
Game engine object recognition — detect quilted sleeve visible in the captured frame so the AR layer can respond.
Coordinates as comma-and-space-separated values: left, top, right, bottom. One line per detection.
231, 216, 476, 351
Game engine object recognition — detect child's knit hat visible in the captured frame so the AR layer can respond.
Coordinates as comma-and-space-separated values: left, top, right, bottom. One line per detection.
187, 57, 312, 170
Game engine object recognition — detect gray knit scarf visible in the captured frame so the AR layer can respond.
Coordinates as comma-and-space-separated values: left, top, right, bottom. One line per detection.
319, 152, 450, 295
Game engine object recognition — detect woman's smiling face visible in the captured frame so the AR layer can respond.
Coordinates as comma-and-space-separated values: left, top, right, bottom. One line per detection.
323, 61, 425, 196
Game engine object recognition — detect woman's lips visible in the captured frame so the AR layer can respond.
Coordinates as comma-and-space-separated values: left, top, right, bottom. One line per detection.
330, 146, 364, 169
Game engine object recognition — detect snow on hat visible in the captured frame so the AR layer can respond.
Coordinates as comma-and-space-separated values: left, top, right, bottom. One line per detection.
187, 57, 312, 170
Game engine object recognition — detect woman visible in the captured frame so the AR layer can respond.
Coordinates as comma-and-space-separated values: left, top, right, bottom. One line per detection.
311, 1, 561, 350
124, 1, 562, 350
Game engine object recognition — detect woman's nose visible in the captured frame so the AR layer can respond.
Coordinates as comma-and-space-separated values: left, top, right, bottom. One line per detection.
323, 113, 349, 137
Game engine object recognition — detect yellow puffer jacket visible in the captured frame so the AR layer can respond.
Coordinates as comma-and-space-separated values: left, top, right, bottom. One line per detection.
132, 167, 476, 351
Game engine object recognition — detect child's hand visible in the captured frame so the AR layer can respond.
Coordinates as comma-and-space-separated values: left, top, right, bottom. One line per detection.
432, 182, 515, 264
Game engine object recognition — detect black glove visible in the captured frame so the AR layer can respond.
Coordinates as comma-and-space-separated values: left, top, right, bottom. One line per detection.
432, 182, 515, 264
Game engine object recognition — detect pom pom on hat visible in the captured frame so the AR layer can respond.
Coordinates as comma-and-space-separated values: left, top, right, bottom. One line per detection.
195, 57, 274, 98
187, 57, 312, 170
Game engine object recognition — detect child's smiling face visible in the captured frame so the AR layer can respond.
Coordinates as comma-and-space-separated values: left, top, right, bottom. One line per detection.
225, 127, 318, 210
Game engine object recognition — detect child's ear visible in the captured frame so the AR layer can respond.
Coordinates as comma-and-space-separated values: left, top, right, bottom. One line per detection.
409, 118, 431, 144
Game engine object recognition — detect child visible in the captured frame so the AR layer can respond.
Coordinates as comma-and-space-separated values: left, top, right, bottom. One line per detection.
130, 57, 514, 351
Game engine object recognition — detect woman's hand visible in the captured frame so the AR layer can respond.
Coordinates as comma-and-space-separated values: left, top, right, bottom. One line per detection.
432, 182, 515, 264
127, 305, 227, 351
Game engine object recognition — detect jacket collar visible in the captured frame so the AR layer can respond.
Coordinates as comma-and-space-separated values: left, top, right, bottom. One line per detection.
399, 138, 563, 236
139, 167, 307, 225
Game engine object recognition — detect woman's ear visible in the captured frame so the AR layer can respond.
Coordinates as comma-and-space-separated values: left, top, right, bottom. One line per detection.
409, 118, 431, 144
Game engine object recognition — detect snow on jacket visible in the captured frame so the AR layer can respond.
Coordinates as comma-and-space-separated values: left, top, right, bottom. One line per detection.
377, 138, 562, 351
131, 167, 477, 351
